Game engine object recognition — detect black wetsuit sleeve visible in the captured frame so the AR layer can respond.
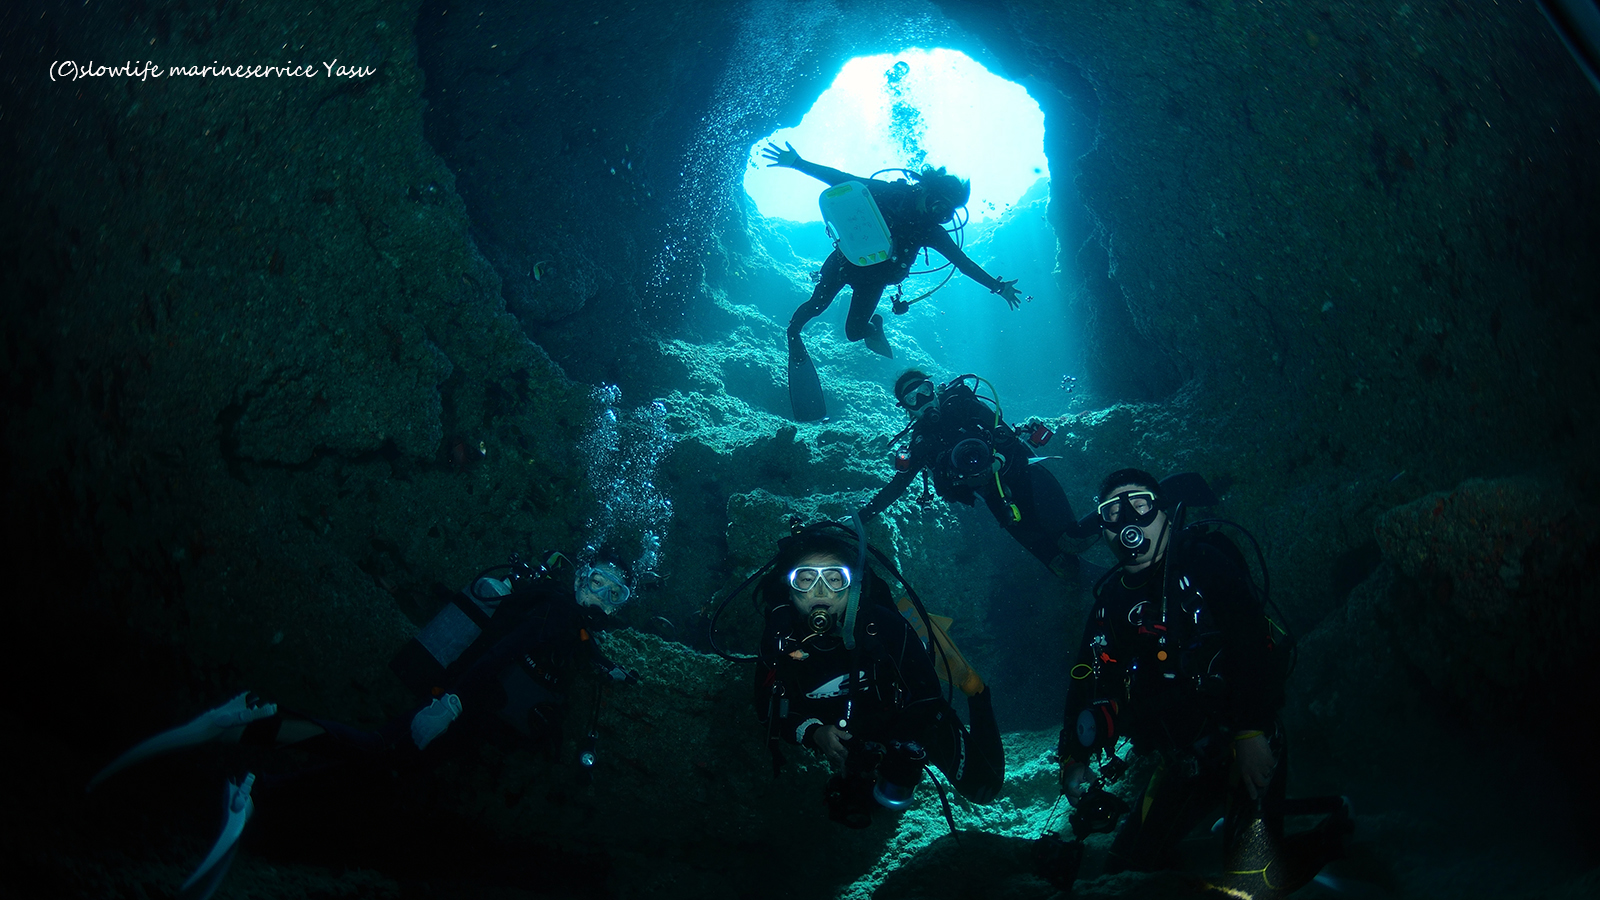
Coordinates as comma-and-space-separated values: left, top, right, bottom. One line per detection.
862, 470, 916, 517
923, 226, 1003, 293
791, 159, 860, 187
1193, 545, 1279, 733
863, 428, 937, 516
441, 586, 574, 708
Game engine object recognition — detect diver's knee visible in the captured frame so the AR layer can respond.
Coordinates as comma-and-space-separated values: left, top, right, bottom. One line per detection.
787, 310, 815, 339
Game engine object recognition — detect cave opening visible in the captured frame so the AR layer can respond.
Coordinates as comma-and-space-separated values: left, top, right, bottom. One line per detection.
739, 47, 1081, 417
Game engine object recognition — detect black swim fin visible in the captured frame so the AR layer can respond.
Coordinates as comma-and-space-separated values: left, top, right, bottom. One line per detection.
863, 314, 895, 358
787, 334, 826, 421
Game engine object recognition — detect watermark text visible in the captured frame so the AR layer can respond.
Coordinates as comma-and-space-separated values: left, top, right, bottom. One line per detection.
50, 59, 376, 82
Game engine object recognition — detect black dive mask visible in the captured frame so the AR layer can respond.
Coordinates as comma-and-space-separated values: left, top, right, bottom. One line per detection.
901, 381, 938, 420
1099, 490, 1161, 561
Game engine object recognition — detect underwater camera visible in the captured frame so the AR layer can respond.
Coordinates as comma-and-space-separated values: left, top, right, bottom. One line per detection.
824, 739, 927, 827
948, 438, 994, 478
824, 768, 877, 829
1068, 784, 1131, 840
1031, 784, 1130, 889
871, 740, 927, 811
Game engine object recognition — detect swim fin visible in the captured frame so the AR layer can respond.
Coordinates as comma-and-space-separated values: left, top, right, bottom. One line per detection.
863, 314, 894, 358
895, 598, 984, 696
88, 692, 278, 791
787, 333, 827, 422
180, 773, 255, 900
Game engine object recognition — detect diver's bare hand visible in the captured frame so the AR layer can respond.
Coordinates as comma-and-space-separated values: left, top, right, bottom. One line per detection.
814, 723, 852, 767
995, 279, 1022, 310
762, 141, 801, 168
1234, 733, 1277, 800
1059, 760, 1089, 805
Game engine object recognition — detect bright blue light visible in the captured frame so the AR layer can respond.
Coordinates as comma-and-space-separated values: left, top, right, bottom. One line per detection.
745, 48, 1048, 224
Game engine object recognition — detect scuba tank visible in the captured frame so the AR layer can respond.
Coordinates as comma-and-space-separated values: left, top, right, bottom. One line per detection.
389, 553, 564, 696
819, 181, 893, 267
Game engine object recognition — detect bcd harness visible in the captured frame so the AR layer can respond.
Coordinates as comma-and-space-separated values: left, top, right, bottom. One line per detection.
889, 375, 1053, 523
1074, 515, 1294, 759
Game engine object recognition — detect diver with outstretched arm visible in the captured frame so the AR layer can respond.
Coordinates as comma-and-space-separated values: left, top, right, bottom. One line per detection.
760, 141, 1021, 421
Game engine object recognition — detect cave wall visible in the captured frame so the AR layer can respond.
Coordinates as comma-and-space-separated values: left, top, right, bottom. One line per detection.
0, 0, 599, 730
923, 0, 1600, 635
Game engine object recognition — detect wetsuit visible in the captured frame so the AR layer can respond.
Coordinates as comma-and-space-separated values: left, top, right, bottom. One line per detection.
784, 160, 1004, 344
1060, 534, 1285, 875
861, 380, 1079, 570
755, 580, 1004, 808
247, 576, 627, 762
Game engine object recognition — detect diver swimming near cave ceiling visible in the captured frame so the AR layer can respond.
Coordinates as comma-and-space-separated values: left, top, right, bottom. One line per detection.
760, 141, 1022, 422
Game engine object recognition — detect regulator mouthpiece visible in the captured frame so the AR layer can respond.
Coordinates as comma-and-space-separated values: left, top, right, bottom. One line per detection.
809, 606, 834, 635
1118, 524, 1146, 551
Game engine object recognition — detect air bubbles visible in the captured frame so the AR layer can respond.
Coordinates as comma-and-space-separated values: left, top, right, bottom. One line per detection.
577, 384, 676, 581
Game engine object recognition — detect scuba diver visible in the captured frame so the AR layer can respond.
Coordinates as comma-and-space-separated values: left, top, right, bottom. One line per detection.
1046, 469, 1349, 897
740, 522, 1005, 828
86, 547, 640, 900
861, 369, 1091, 580
760, 141, 1022, 421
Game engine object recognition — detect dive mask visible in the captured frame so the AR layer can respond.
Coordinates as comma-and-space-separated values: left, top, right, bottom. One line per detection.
576, 564, 631, 609
789, 566, 851, 593
1096, 491, 1158, 527
1097, 491, 1160, 557
900, 380, 937, 417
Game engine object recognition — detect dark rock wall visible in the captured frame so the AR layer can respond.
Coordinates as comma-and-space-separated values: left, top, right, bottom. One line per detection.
414, 0, 746, 391
934, 0, 1600, 633
0, 0, 593, 731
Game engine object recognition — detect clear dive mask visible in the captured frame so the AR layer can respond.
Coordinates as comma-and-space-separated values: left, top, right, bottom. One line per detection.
788, 566, 851, 593
576, 564, 631, 610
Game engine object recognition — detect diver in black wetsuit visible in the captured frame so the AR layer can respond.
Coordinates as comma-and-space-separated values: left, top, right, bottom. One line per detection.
753, 530, 1004, 827
860, 369, 1090, 580
760, 142, 1021, 420
1053, 469, 1346, 897
87, 549, 639, 899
